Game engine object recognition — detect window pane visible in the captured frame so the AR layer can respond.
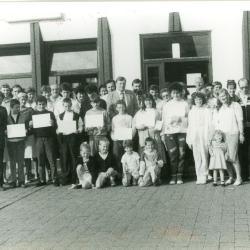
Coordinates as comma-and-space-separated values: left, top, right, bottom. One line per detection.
143, 33, 210, 59
147, 66, 159, 86
0, 55, 31, 74
51, 50, 97, 72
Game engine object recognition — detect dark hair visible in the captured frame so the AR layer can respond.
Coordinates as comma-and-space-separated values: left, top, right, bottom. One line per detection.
99, 84, 107, 92
61, 82, 72, 92
116, 76, 126, 83
89, 92, 100, 103
62, 97, 72, 105
169, 82, 183, 94
132, 79, 142, 85
10, 98, 20, 108
12, 84, 22, 91
213, 81, 222, 88
160, 88, 169, 95
115, 100, 127, 112
0, 92, 4, 99
227, 80, 236, 89
75, 86, 85, 95
26, 87, 35, 94
141, 94, 156, 110
191, 92, 207, 106
105, 79, 115, 86
144, 137, 155, 146
123, 140, 133, 148
1, 84, 10, 89
36, 95, 47, 104
85, 84, 98, 95
149, 84, 159, 92
205, 83, 213, 89
40, 85, 51, 93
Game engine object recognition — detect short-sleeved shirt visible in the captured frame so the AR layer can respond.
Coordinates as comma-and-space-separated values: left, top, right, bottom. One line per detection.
121, 151, 140, 172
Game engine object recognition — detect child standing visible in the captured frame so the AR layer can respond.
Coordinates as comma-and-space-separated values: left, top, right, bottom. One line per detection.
57, 98, 83, 186
30, 96, 58, 186
94, 137, 119, 188
138, 137, 164, 186
162, 82, 190, 185
7, 99, 29, 188
85, 93, 110, 156
121, 140, 140, 186
134, 94, 166, 163
111, 100, 135, 172
74, 143, 97, 189
26, 87, 37, 110
186, 92, 212, 184
0, 92, 7, 191
209, 130, 228, 186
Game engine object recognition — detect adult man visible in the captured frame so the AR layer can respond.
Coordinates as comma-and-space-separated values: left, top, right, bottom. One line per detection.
238, 78, 250, 180
106, 76, 138, 119
105, 80, 116, 94
194, 77, 205, 92
132, 79, 143, 108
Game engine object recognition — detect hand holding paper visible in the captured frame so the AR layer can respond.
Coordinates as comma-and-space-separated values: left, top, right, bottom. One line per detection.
7, 124, 26, 138
85, 114, 104, 128
32, 113, 51, 128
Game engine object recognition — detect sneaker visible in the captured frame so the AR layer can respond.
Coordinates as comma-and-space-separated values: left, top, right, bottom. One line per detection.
7, 182, 16, 188
0, 186, 6, 191
53, 180, 59, 187
220, 181, 225, 187
110, 177, 116, 187
176, 174, 183, 185
169, 175, 176, 185
213, 182, 218, 186
36, 181, 46, 187
68, 184, 81, 190
225, 178, 234, 185
233, 179, 242, 186
207, 175, 213, 182
20, 183, 27, 188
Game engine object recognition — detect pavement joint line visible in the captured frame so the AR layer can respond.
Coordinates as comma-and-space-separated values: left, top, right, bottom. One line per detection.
0, 186, 47, 211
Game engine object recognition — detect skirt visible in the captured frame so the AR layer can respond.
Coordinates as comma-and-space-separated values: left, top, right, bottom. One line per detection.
225, 133, 239, 163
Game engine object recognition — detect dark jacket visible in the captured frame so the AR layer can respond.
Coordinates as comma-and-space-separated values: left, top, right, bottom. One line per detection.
94, 152, 118, 174
0, 106, 7, 139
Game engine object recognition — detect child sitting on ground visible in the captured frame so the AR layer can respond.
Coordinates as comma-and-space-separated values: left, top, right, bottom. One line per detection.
121, 140, 140, 186
73, 143, 96, 189
138, 137, 164, 187
94, 137, 119, 188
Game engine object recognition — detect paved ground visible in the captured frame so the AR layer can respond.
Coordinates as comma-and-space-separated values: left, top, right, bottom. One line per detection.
0, 181, 250, 250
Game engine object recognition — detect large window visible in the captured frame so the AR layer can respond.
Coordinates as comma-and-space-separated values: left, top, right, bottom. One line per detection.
140, 31, 212, 91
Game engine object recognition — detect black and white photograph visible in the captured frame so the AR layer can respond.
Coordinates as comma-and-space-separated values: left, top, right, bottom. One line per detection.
0, 1, 250, 249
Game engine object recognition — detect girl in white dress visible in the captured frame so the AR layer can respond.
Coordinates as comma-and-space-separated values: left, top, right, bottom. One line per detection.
209, 130, 228, 186
186, 92, 213, 184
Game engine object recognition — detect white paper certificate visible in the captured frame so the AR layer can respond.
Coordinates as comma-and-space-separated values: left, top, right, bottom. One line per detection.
58, 120, 77, 134
85, 114, 104, 128
7, 124, 26, 138
32, 113, 51, 128
114, 128, 132, 140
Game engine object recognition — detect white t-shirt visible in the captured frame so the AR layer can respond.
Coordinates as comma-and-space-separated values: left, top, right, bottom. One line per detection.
121, 151, 140, 173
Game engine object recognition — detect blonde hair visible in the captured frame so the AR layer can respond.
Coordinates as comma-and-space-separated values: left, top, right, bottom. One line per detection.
80, 142, 90, 152
212, 130, 225, 142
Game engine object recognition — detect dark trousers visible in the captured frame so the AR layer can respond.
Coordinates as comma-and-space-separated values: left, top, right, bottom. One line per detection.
112, 140, 124, 174
239, 127, 250, 180
59, 134, 78, 184
0, 139, 4, 186
36, 137, 57, 183
164, 133, 186, 176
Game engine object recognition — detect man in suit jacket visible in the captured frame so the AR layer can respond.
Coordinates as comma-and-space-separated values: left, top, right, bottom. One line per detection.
106, 76, 138, 119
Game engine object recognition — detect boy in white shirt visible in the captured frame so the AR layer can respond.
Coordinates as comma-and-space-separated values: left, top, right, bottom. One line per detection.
121, 140, 140, 186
